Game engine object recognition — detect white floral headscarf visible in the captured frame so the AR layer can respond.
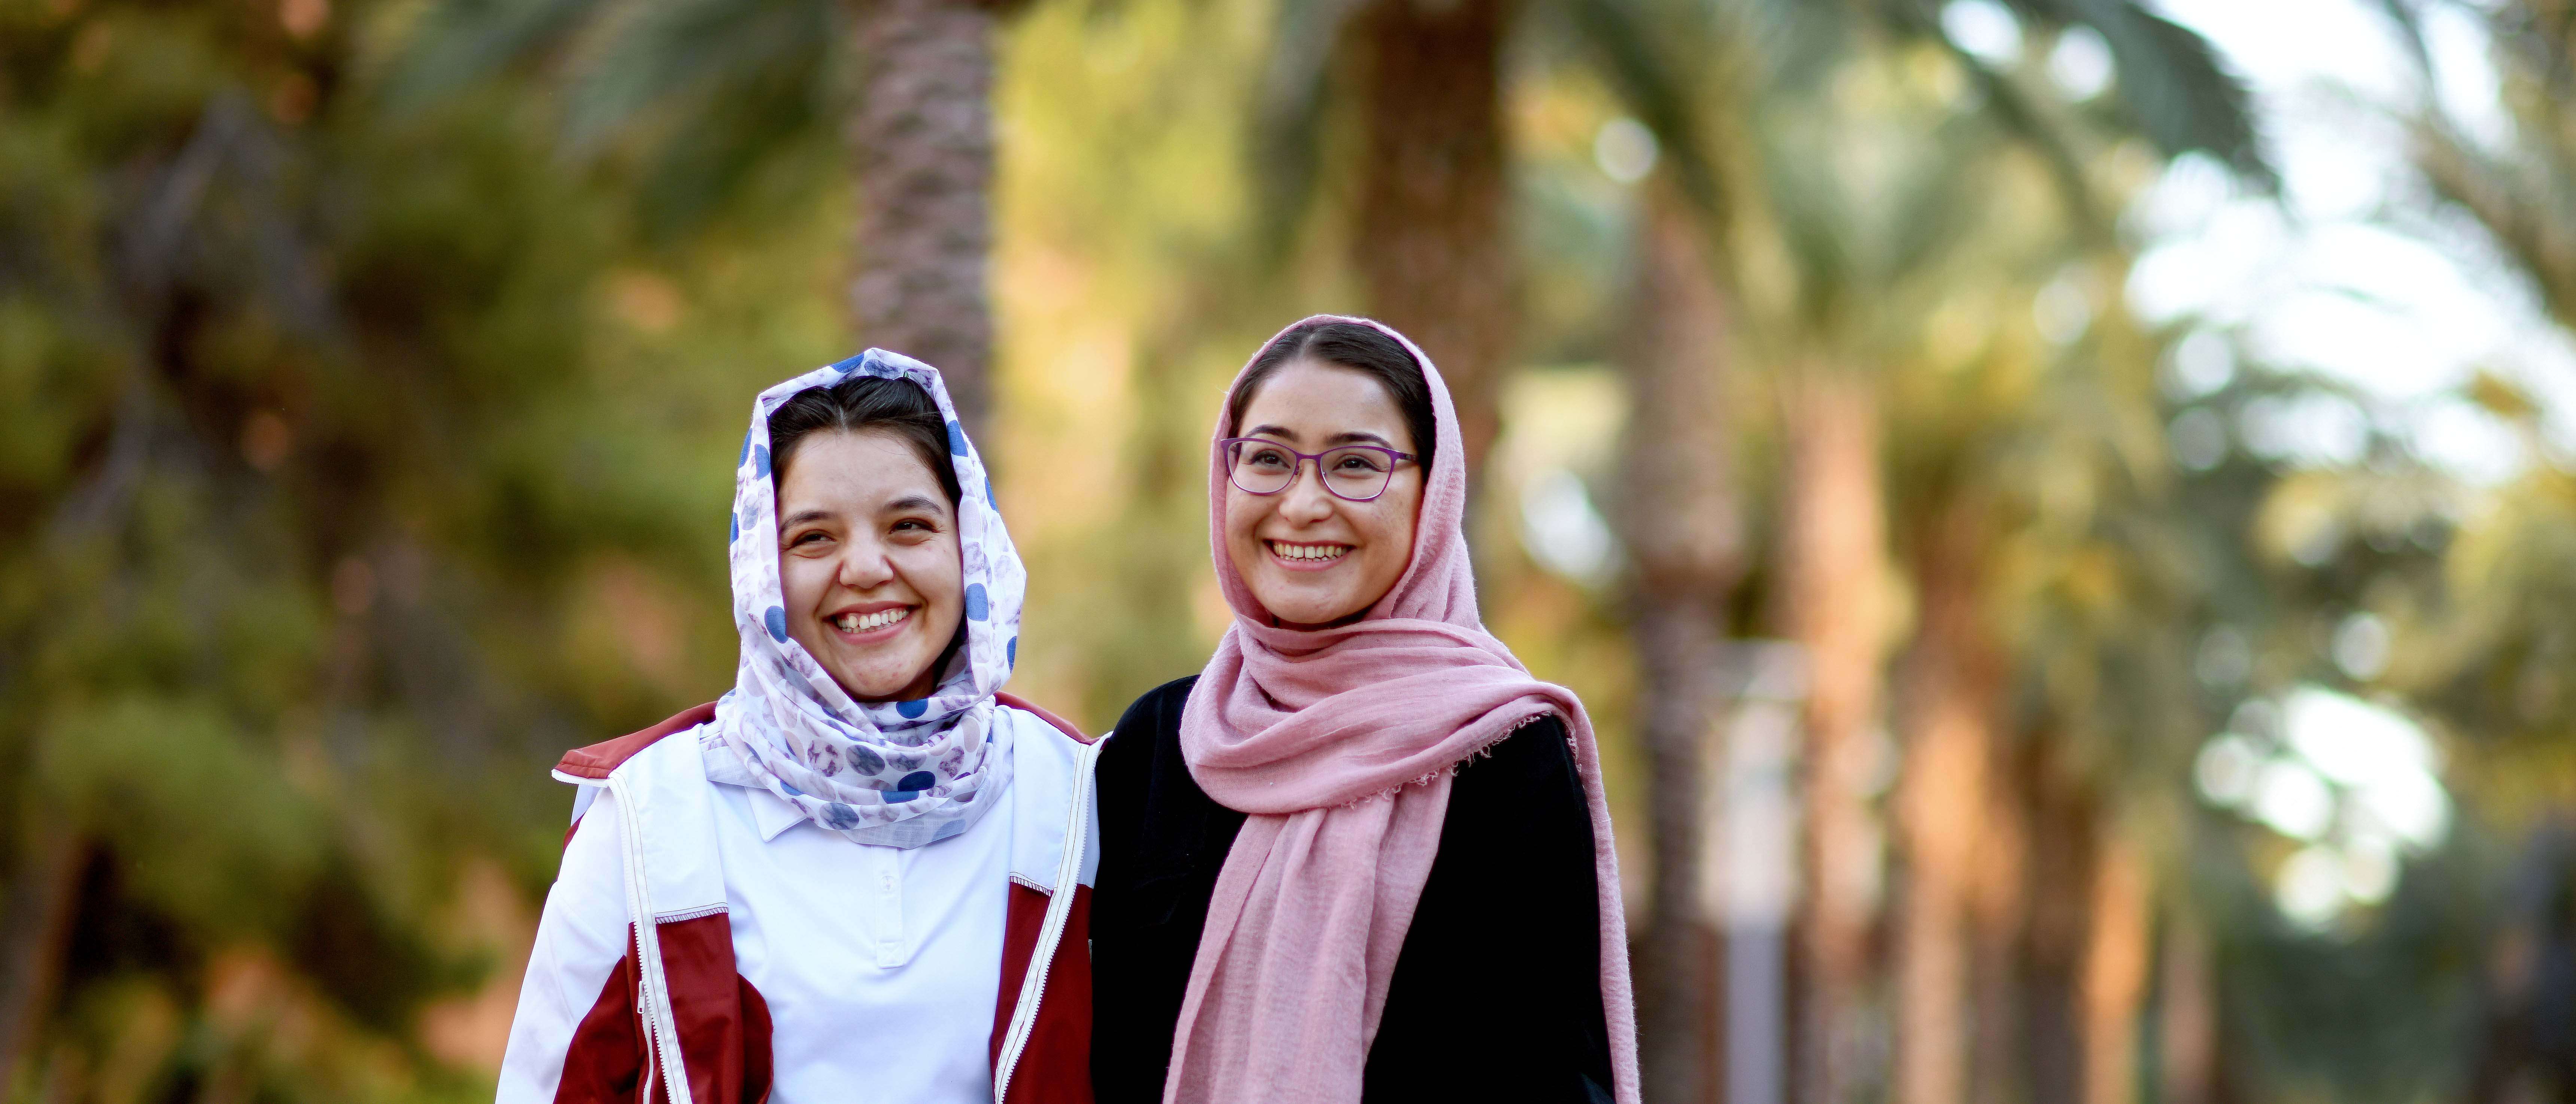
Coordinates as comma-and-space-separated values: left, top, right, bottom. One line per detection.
698, 349, 1025, 848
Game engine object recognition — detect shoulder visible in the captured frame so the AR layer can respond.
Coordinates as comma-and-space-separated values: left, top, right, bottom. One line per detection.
996, 691, 1091, 744
1114, 676, 1199, 744
553, 701, 719, 781
1099, 675, 1198, 776
998, 695, 1093, 796
1451, 714, 1580, 805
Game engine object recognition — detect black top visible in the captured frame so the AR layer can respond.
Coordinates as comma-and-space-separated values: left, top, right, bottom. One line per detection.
1089, 676, 1615, 1103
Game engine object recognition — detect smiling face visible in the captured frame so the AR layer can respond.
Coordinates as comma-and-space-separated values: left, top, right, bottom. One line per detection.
775, 430, 965, 702
1222, 358, 1424, 628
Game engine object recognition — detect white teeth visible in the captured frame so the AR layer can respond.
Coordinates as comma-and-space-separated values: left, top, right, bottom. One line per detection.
835, 608, 911, 633
1271, 541, 1349, 562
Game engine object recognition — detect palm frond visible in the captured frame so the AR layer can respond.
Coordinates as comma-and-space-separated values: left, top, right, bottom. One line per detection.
379, 0, 613, 116
2415, 116, 2576, 328
1246, 0, 1366, 256
1562, 0, 1729, 222
1961, 46, 2112, 238
2054, 0, 2276, 189
560, 0, 833, 157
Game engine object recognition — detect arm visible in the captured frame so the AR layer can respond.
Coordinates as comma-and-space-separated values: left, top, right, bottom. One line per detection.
496, 788, 642, 1104
1364, 717, 1615, 1102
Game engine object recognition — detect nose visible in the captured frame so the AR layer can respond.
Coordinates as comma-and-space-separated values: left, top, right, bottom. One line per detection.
836, 534, 898, 591
1278, 458, 1337, 523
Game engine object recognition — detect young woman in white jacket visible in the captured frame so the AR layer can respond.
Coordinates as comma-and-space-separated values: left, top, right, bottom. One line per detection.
497, 352, 1102, 1104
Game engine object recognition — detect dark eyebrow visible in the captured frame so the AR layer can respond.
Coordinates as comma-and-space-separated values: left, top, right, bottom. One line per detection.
883, 494, 949, 515
781, 508, 833, 528
1245, 425, 1396, 448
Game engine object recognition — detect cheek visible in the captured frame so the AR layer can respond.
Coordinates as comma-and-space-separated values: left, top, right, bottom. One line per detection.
778, 553, 828, 607
1364, 489, 1421, 565
1222, 489, 1267, 548
896, 538, 966, 610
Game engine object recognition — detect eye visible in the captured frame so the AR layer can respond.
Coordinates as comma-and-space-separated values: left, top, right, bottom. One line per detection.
1332, 450, 1388, 473
787, 529, 831, 548
1246, 447, 1292, 469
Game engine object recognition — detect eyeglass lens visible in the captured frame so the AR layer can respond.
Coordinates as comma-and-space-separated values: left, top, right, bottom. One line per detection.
1227, 441, 1396, 501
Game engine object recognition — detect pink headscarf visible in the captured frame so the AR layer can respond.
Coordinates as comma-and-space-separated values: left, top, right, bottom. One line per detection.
1164, 315, 1641, 1104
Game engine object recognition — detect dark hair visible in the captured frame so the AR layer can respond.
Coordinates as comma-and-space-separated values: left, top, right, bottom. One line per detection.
766, 375, 963, 504
1227, 320, 1437, 474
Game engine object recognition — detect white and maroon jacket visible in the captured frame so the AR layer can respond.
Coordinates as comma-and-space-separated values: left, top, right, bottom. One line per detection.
497, 693, 1102, 1104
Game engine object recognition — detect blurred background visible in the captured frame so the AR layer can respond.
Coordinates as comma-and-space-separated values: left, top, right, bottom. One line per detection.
5, 0, 2576, 1101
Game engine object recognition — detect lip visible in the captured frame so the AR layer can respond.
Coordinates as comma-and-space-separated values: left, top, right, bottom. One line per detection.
823, 602, 917, 644
1264, 539, 1354, 572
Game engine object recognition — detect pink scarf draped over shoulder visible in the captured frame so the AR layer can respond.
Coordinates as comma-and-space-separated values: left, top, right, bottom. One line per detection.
1165, 315, 1641, 1104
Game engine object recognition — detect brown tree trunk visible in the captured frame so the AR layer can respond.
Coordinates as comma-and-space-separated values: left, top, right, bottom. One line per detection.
1785, 369, 1891, 1104
2083, 837, 2150, 1104
1615, 176, 1741, 1104
1968, 724, 2029, 1104
2018, 741, 2096, 1104
845, 0, 999, 435
2156, 915, 2216, 1104
0, 827, 83, 1089
1893, 503, 2005, 1104
1352, 0, 1518, 479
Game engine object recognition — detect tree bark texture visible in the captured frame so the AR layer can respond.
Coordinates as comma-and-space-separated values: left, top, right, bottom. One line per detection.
2156, 915, 2216, 1104
1968, 726, 2029, 1104
0, 827, 83, 1090
845, 0, 998, 436
2016, 741, 2097, 1104
1352, 0, 1518, 479
2082, 837, 2150, 1104
1893, 503, 2007, 1104
1615, 178, 1741, 1104
1785, 370, 1892, 1104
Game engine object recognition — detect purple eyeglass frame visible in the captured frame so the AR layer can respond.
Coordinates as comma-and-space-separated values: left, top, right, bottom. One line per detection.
1217, 437, 1418, 503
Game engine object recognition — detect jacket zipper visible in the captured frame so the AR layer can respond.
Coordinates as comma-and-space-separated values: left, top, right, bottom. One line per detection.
992, 734, 1105, 1103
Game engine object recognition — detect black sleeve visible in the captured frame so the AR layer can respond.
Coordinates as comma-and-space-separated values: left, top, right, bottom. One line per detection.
1090, 675, 1249, 1104
1362, 715, 1616, 1104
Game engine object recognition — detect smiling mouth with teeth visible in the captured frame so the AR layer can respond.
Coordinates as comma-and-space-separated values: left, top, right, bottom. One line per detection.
1267, 540, 1352, 563
833, 607, 914, 634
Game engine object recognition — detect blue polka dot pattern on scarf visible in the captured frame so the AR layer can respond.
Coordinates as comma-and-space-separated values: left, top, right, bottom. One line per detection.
701, 348, 1027, 849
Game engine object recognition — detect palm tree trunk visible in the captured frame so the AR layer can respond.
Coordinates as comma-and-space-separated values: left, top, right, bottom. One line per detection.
1615, 176, 1741, 1104
2018, 740, 2094, 1104
845, 0, 1000, 435
2156, 915, 2216, 1104
0, 827, 83, 1088
1352, 0, 1517, 478
1969, 730, 2029, 1104
2082, 837, 2150, 1104
1893, 503, 2004, 1104
1784, 368, 1891, 1104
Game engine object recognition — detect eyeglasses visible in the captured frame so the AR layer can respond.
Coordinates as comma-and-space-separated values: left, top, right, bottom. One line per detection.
1218, 437, 1418, 502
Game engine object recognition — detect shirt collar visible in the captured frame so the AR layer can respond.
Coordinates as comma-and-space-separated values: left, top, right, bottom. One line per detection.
746, 785, 808, 842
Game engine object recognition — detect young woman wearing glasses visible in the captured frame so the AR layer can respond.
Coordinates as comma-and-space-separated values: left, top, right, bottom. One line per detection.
1088, 316, 1641, 1104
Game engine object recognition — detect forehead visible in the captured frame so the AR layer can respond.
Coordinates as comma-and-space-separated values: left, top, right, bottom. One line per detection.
1238, 359, 1411, 448
775, 429, 948, 508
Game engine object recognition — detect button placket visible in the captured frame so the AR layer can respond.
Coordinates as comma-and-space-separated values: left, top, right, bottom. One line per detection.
872, 850, 905, 968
